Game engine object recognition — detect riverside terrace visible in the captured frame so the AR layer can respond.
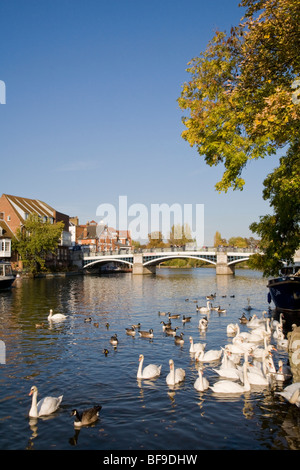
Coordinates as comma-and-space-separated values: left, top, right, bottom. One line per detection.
82, 246, 261, 275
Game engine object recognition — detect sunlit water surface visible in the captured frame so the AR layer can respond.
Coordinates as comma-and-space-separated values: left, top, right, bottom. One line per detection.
0, 268, 299, 450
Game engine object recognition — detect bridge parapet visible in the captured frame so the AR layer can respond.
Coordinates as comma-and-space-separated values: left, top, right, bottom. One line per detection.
82, 247, 259, 274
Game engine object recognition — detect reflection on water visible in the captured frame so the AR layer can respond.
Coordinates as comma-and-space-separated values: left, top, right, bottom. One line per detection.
0, 269, 299, 450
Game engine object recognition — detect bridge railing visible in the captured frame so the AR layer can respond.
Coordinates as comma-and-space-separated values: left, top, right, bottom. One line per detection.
82, 245, 261, 258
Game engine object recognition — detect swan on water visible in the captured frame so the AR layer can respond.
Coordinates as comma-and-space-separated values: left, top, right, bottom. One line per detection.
166, 359, 185, 386
275, 360, 292, 382
71, 406, 102, 427
276, 382, 300, 407
194, 367, 209, 391
196, 301, 211, 313
195, 348, 223, 363
209, 359, 251, 394
137, 354, 162, 379
47, 309, 67, 321
198, 317, 208, 331
28, 385, 63, 418
189, 336, 206, 354
226, 323, 240, 335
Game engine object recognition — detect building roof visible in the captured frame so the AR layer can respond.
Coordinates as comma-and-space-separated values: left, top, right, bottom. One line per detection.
3, 194, 56, 223
0, 220, 14, 239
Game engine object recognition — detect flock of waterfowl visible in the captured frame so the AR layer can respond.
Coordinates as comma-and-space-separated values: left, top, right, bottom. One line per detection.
30, 296, 300, 428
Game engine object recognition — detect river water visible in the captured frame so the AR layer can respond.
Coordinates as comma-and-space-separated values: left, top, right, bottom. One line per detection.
0, 268, 299, 451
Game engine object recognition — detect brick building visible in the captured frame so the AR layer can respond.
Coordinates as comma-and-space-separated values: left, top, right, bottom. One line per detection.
76, 220, 132, 253
0, 194, 71, 269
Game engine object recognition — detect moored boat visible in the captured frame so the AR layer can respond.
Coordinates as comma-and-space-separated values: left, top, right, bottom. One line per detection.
267, 264, 300, 324
0, 261, 15, 290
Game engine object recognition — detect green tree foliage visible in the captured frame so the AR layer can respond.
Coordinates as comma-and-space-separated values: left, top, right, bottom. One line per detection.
249, 142, 300, 274
12, 214, 65, 274
178, 0, 300, 275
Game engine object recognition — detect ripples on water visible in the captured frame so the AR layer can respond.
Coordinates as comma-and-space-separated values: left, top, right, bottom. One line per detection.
0, 268, 299, 451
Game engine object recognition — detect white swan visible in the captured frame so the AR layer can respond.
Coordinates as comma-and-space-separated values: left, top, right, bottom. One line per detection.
271, 312, 284, 330
209, 360, 251, 394
213, 350, 240, 379
250, 318, 271, 338
275, 360, 292, 382
137, 354, 162, 379
166, 359, 185, 386
194, 368, 209, 391
226, 323, 240, 335
247, 312, 268, 329
196, 301, 211, 313
195, 348, 223, 363
189, 336, 206, 354
29, 385, 63, 418
47, 309, 67, 321
251, 336, 275, 360
276, 382, 300, 407
241, 363, 270, 386
198, 317, 208, 331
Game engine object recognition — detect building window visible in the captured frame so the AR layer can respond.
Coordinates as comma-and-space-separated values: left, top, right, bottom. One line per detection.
7, 215, 11, 221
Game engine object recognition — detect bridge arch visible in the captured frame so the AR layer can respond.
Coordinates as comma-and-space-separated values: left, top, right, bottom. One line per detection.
143, 254, 217, 267
227, 256, 250, 267
83, 258, 134, 270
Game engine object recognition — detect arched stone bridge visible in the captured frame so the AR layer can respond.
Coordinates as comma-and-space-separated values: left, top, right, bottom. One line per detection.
82, 247, 260, 275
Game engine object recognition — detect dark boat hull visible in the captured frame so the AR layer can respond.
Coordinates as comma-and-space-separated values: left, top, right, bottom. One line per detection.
0, 277, 15, 290
268, 276, 300, 313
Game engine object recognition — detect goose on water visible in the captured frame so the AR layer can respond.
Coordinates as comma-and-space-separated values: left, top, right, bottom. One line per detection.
47, 309, 67, 321
137, 354, 162, 379
182, 315, 191, 323
174, 332, 184, 345
160, 320, 172, 331
110, 334, 118, 346
28, 385, 63, 418
165, 326, 179, 336
166, 359, 185, 386
239, 313, 249, 324
168, 313, 181, 320
71, 406, 102, 427
139, 329, 154, 338
125, 327, 136, 336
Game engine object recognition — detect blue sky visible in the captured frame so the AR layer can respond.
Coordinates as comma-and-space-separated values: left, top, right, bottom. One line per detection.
0, 0, 281, 245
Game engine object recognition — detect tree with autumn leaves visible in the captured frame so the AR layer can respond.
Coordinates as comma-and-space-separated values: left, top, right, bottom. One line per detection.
178, 0, 300, 276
